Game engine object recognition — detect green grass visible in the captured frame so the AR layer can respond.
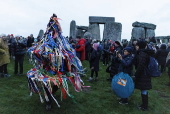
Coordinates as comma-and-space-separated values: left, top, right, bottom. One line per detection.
0, 57, 170, 114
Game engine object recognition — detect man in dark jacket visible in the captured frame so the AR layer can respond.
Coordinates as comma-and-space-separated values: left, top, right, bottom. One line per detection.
155, 44, 169, 73
106, 41, 123, 81
11, 36, 27, 75
134, 40, 155, 111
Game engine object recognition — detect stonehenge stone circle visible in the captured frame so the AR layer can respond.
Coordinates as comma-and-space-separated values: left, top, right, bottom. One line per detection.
132, 21, 156, 39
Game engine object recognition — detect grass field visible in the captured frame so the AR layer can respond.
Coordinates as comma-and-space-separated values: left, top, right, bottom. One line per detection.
0, 57, 170, 114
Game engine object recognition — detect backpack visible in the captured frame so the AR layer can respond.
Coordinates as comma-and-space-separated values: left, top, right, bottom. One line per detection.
145, 57, 161, 77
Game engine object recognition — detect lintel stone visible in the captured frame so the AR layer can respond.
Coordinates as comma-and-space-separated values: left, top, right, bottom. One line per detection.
89, 16, 115, 24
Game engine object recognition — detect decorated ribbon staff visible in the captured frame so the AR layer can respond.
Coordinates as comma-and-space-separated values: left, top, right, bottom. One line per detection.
27, 14, 86, 110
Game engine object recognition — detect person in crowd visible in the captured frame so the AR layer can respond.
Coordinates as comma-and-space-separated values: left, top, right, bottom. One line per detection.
166, 52, 170, 85
103, 41, 110, 66
117, 47, 134, 104
156, 39, 162, 48
155, 43, 169, 73
148, 42, 157, 52
109, 42, 115, 60
88, 43, 101, 81
75, 36, 86, 61
167, 43, 170, 52
11, 36, 27, 75
8, 34, 14, 57
0, 34, 10, 77
134, 40, 155, 111
106, 41, 123, 81
85, 38, 92, 61
27, 34, 34, 47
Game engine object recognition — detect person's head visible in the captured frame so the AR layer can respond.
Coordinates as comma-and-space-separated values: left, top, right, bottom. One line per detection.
1, 34, 6, 40
30, 34, 33, 37
132, 40, 137, 46
15, 35, 20, 40
76, 36, 81, 42
160, 43, 167, 49
135, 40, 147, 50
93, 43, 99, 51
114, 41, 121, 47
168, 43, 170, 47
123, 47, 132, 55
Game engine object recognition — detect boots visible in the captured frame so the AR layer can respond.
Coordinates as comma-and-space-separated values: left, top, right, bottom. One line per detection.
138, 94, 148, 111
119, 98, 128, 105
4, 74, 11, 77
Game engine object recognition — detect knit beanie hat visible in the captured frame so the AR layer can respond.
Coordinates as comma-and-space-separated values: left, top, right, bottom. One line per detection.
124, 47, 132, 54
136, 40, 147, 49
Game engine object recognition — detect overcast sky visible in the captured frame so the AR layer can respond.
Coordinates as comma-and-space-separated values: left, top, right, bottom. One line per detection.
0, 0, 170, 40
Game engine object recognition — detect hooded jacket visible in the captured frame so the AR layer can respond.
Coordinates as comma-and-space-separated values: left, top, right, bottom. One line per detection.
75, 38, 86, 61
134, 49, 155, 90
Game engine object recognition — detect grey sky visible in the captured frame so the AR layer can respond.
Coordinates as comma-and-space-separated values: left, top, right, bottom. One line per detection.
0, 0, 170, 40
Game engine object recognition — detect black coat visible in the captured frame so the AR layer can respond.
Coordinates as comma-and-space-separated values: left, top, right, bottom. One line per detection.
134, 49, 155, 90
108, 45, 123, 77
85, 40, 92, 52
155, 47, 168, 65
11, 39, 27, 56
89, 49, 101, 71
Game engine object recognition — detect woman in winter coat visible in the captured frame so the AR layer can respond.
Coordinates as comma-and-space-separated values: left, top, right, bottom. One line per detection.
117, 47, 134, 104
88, 43, 101, 81
0, 34, 10, 77
106, 41, 123, 81
134, 40, 155, 111
155, 44, 169, 73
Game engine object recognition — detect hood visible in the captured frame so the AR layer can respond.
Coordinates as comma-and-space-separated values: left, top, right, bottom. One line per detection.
138, 49, 155, 57
78, 38, 86, 43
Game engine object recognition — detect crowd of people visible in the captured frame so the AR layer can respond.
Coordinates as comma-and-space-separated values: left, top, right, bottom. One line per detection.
1, 33, 170, 111
70, 35, 170, 111
0, 34, 36, 77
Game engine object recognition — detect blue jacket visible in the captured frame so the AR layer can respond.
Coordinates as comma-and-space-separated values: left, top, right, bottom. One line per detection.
118, 54, 134, 76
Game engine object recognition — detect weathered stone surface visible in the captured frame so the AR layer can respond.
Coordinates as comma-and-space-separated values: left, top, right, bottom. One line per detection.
131, 27, 145, 39
89, 16, 115, 24
77, 26, 88, 31
132, 21, 156, 30
88, 23, 100, 40
37, 29, 44, 38
84, 32, 92, 39
146, 29, 155, 39
155, 36, 170, 43
76, 29, 85, 38
103, 22, 122, 42
70, 20, 77, 39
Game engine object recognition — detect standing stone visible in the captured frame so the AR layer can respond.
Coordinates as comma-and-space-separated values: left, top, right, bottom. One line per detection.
76, 29, 85, 38
131, 27, 145, 39
146, 29, 155, 39
88, 23, 100, 40
103, 22, 122, 42
37, 29, 44, 38
70, 20, 77, 39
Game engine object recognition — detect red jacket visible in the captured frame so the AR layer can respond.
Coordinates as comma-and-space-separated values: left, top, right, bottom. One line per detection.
75, 38, 86, 61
